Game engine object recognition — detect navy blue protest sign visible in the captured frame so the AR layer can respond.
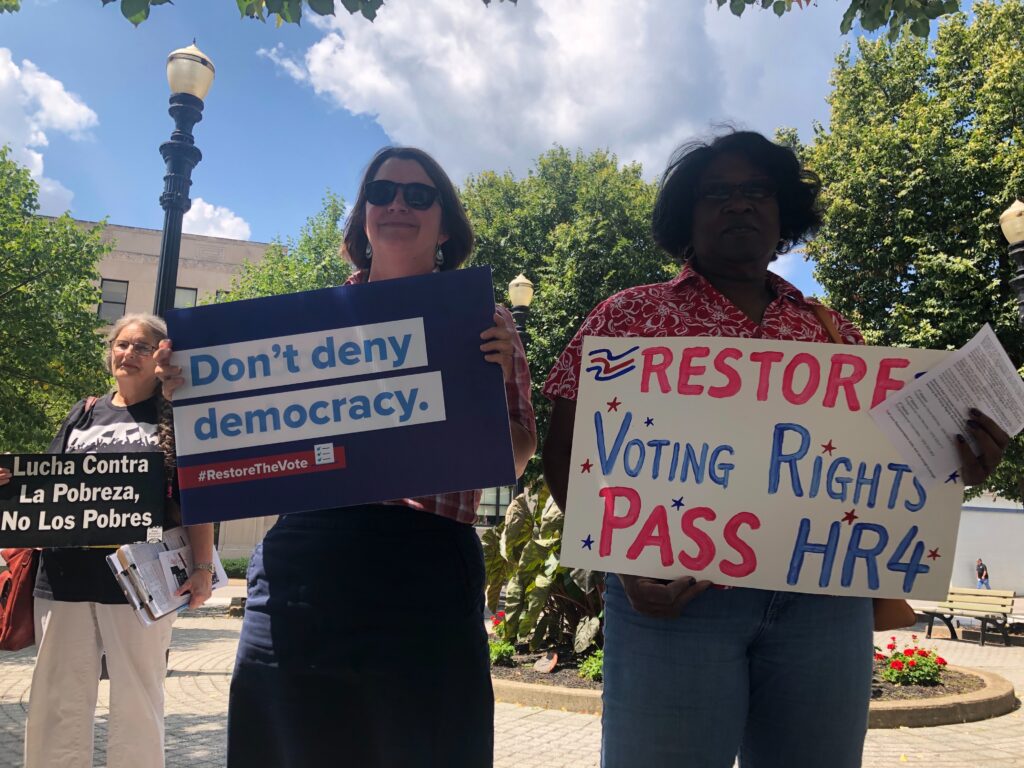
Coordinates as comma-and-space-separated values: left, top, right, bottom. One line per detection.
166, 266, 516, 524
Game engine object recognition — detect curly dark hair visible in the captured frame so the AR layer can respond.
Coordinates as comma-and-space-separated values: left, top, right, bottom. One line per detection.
342, 146, 474, 272
651, 130, 822, 262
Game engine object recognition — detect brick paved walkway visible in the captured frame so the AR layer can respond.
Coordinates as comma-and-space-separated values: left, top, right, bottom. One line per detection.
0, 615, 1020, 767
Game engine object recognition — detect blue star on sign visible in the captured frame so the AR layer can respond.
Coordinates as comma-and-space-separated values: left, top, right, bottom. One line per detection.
581, 535, 594, 550
644, 417, 654, 427
945, 471, 959, 484
671, 496, 685, 510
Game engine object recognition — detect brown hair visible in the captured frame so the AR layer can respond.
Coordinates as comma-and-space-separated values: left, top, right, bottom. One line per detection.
342, 146, 474, 272
105, 313, 176, 475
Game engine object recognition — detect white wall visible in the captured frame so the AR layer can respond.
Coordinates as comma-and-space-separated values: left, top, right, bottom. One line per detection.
951, 495, 1024, 594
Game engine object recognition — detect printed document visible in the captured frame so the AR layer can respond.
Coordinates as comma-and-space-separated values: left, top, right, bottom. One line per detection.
870, 325, 1024, 486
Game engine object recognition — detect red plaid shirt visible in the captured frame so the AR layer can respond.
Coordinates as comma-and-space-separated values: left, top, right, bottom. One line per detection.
346, 269, 536, 524
544, 263, 863, 402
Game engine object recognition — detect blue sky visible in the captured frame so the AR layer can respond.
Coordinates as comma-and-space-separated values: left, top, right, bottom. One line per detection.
2, 0, 874, 296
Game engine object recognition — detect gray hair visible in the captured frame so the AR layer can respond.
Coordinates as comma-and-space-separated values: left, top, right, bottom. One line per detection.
104, 313, 167, 372
104, 312, 176, 476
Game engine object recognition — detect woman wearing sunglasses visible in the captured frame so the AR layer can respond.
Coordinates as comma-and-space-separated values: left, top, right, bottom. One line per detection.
157, 146, 536, 767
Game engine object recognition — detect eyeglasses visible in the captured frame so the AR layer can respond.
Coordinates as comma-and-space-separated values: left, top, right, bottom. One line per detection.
364, 180, 441, 210
111, 340, 156, 357
698, 180, 777, 202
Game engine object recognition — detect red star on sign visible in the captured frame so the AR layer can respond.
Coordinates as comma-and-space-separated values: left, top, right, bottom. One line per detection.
841, 509, 858, 525
581, 459, 593, 473
606, 397, 621, 412
821, 440, 836, 456
927, 548, 941, 560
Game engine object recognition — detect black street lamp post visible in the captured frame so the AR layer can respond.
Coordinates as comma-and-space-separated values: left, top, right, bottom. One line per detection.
1000, 200, 1024, 327
508, 273, 535, 503
154, 43, 215, 318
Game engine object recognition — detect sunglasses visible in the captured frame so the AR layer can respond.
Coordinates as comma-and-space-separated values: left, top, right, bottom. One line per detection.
364, 180, 441, 210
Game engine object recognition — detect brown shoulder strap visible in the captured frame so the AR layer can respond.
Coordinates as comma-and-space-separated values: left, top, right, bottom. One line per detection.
809, 303, 845, 345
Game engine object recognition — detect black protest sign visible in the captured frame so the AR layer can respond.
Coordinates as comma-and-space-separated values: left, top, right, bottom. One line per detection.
0, 453, 165, 547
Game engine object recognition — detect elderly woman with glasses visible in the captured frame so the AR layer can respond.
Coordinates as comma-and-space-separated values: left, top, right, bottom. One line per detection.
0, 312, 214, 768
156, 146, 536, 768
542, 130, 1009, 768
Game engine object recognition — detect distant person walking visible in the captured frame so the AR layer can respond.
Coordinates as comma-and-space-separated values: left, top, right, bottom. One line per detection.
977, 558, 991, 589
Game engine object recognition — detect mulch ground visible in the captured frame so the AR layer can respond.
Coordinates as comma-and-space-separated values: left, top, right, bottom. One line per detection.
490, 648, 602, 690
871, 663, 985, 702
490, 649, 988, 700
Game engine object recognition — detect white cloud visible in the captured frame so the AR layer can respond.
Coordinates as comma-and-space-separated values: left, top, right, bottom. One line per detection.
0, 48, 98, 214
257, 43, 309, 83
261, 0, 846, 182
183, 198, 253, 240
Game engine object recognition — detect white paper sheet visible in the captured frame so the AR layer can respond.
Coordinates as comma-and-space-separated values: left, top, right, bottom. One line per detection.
870, 325, 1024, 486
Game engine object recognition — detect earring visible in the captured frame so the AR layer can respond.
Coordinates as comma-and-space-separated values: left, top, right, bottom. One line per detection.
433, 245, 444, 272
365, 242, 373, 261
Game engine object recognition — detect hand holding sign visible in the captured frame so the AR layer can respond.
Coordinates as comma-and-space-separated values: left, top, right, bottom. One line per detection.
154, 339, 184, 401
619, 574, 713, 618
480, 311, 518, 382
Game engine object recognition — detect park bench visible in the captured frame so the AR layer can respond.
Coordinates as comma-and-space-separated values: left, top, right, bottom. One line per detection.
923, 587, 1016, 646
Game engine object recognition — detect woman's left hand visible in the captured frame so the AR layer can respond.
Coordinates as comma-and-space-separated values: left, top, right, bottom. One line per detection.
957, 408, 1010, 486
175, 568, 213, 609
480, 311, 516, 383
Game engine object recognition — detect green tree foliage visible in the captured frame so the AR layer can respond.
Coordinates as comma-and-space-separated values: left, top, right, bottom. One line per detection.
462, 147, 675, 485
0, 147, 111, 452
804, 0, 1024, 499
2, 0, 957, 37
26, 0, 514, 26
721, 0, 961, 39
211, 191, 350, 302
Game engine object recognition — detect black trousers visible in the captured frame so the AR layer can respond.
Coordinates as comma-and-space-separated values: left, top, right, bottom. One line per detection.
227, 504, 493, 768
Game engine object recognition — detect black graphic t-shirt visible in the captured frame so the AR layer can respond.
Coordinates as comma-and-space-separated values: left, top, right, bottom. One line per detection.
35, 393, 164, 604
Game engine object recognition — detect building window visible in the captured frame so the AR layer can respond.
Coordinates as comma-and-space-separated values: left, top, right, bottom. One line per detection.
98, 279, 128, 321
174, 287, 198, 309
478, 485, 514, 525
215, 289, 230, 302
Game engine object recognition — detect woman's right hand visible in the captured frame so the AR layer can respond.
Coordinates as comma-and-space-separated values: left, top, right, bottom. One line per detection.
0, 467, 10, 487
154, 339, 184, 401
619, 573, 712, 618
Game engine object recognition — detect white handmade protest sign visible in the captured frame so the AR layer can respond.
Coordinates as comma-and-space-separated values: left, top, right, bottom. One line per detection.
561, 336, 963, 600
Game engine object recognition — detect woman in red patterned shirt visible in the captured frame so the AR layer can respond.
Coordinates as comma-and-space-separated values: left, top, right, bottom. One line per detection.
158, 147, 536, 768
542, 131, 1008, 768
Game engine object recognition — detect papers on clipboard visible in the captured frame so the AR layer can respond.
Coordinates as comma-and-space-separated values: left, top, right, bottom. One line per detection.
106, 527, 228, 626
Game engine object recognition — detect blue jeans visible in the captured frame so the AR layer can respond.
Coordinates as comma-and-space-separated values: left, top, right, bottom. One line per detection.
601, 575, 873, 768
977, 578, 990, 589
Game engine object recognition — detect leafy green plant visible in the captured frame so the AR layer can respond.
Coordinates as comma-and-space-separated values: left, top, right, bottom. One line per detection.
6, 0, 962, 37
875, 634, 948, 685
577, 649, 604, 682
220, 557, 250, 579
489, 640, 515, 667
482, 491, 603, 653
